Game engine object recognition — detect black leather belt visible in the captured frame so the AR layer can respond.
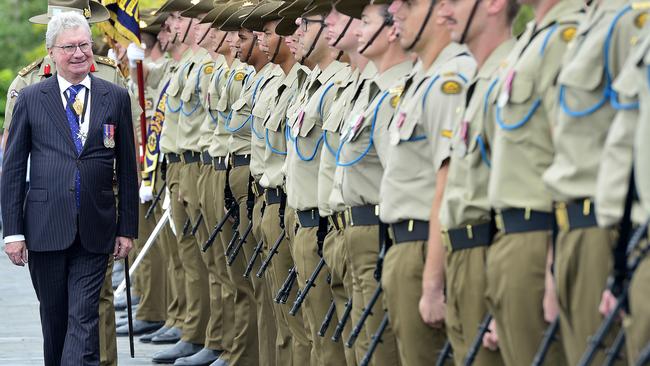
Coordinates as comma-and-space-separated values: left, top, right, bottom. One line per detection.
328, 212, 346, 231
251, 181, 264, 197
495, 208, 554, 234
181, 151, 201, 164
265, 187, 285, 205
390, 220, 429, 244
213, 156, 227, 171
201, 151, 212, 165
346, 205, 380, 226
444, 222, 494, 252
167, 153, 181, 163
297, 208, 320, 228
554, 199, 597, 231
232, 154, 251, 167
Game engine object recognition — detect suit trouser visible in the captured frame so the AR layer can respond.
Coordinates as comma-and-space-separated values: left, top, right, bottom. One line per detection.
292, 215, 347, 366
169, 160, 209, 344
555, 227, 619, 365
626, 243, 650, 362
445, 247, 504, 366
197, 163, 233, 351
322, 226, 357, 366
485, 231, 567, 366
344, 224, 400, 366
382, 241, 447, 366
99, 257, 117, 366
260, 200, 312, 366
134, 200, 167, 322
29, 239, 109, 366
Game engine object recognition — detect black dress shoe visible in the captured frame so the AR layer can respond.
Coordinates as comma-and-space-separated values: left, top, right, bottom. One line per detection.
116, 319, 164, 336
209, 358, 229, 366
140, 326, 171, 343
151, 327, 183, 344
174, 348, 222, 366
152, 341, 203, 364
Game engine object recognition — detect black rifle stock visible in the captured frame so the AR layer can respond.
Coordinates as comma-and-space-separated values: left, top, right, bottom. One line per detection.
275, 266, 297, 304
463, 314, 493, 366
144, 181, 166, 219
346, 285, 383, 348
332, 299, 352, 342
290, 258, 326, 315
202, 205, 238, 252
435, 341, 453, 366
532, 316, 560, 366
244, 238, 264, 278
318, 299, 336, 337
360, 313, 389, 366
257, 229, 286, 278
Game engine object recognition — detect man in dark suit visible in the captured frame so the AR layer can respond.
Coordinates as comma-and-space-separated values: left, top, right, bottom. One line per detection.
1, 11, 138, 366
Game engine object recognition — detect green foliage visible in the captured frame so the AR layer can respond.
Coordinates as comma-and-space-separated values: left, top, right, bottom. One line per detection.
513, 5, 534, 37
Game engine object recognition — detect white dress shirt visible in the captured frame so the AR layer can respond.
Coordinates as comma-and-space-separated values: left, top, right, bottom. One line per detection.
3, 74, 92, 245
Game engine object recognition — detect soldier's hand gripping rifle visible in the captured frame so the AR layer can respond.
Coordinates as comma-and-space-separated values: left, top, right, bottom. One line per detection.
318, 299, 336, 337
435, 340, 454, 366
145, 181, 166, 219
332, 299, 353, 342
463, 314, 493, 366
257, 194, 287, 278
532, 316, 560, 366
360, 313, 390, 366
190, 213, 204, 236
289, 218, 328, 315
227, 176, 256, 266
275, 266, 298, 304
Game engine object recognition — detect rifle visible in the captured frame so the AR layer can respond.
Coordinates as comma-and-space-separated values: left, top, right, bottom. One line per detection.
463, 314, 493, 366
318, 299, 336, 337
346, 285, 382, 348
190, 213, 203, 236
636, 342, 650, 366
202, 205, 238, 252
225, 229, 240, 259
275, 266, 297, 304
289, 257, 326, 315
257, 229, 286, 278
532, 316, 560, 366
181, 217, 191, 236
144, 181, 166, 219
332, 299, 352, 342
244, 238, 264, 278
602, 329, 625, 366
227, 176, 256, 266
435, 341, 453, 366
360, 313, 389, 366
227, 220, 253, 266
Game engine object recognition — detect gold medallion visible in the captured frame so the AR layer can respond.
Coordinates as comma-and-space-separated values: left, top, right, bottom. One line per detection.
73, 96, 84, 116
441, 80, 462, 95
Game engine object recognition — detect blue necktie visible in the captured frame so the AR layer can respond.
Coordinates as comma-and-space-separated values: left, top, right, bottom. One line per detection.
66, 84, 84, 209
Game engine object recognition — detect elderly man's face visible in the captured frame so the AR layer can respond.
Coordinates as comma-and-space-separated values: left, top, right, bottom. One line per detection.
48, 27, 93, 82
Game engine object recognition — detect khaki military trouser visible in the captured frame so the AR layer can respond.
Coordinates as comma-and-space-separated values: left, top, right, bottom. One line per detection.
220, 165, 258, 365
555, 227, 620, 365
261, 200, 312, 366
134, 200, 167, 323
197, 164, 234, 351
99, 258, 117, 366
626, 238, 650, 363
169, 161, 208, 344
382, 241, 447, 366
485, 231, 567, 366
155, 164, 186, 329
293, 216, 347, 366
323, 226, 357, 366
445, 247, 504, 366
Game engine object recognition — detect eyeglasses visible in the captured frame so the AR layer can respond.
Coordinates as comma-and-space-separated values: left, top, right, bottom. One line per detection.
53, 42, 93, 55
301, 17, 326, 32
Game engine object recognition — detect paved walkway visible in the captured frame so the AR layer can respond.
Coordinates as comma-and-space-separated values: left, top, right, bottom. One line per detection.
0, 238, 165, 365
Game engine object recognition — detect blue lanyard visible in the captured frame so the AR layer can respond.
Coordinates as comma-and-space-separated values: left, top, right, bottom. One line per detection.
224, 75, 264, 133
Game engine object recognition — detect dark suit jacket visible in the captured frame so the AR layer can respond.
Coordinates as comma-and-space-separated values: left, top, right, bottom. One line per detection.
1, 74, 138, 254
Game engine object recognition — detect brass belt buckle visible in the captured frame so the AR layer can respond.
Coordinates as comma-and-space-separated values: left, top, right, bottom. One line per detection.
554, 202, 569, 232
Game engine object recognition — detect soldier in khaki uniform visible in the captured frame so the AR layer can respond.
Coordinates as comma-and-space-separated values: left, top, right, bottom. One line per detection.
434, 0, 518, 364
485, 0, 583, 364
379, 2, 475, 366
541, 1, 647, 364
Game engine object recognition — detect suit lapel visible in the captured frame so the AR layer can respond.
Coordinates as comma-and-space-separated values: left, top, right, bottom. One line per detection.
41, 77, 77, 153
82, 75, 109, 155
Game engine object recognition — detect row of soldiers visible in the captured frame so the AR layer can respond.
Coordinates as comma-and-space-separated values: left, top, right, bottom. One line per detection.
4, 0, 650, 365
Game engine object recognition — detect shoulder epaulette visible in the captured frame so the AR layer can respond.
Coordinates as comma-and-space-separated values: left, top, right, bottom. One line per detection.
95, 55, 117, 68
18, 58, 43, 77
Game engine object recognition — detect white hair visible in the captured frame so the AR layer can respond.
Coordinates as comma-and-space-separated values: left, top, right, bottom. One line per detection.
45, 12, 92, 49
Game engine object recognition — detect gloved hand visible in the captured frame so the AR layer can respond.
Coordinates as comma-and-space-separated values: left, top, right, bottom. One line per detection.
139, 182, 154, 203
127, 42, 145, 68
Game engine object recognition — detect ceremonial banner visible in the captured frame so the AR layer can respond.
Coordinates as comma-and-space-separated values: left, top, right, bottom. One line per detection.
142, 80, 170, 186
99, 0, 141, 46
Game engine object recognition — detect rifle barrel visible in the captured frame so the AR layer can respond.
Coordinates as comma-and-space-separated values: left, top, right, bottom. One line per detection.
244, 238, 264, 278
346, 286, 382, 348
227, 221, 253, 266
202, 206, 237, 252
463, 314, 493, 366
190, 213, 204, 236
360, 313, 389, 366
318, 299, 336, 337
289, 258, 325, 315
435, 341, 453, 366
144, 181, 166, 219
532, 316, 560, 366
257, 229, 285, 278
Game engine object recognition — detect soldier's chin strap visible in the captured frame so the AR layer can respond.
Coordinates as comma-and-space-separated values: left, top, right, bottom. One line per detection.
181, 18, 194, 43
197, 27, 211, 46
407, 0, 435, 51
359, 13, 393, 55
332, 16, 354, 47
270, 36, 283, 63
459, 0, 481, 45
243, 35, 258, 63
214, 32, 227, 53
301, 23, 326, 64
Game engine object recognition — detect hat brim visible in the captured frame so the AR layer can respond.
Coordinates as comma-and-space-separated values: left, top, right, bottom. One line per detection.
242, 1, 283, 32
29, 1, 110, 24
275, 16, 298, 36
155, 0, 193, 15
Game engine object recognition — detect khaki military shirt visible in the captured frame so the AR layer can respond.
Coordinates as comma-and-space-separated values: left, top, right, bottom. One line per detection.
259, 63, 309, 189
210, 59, 247, 157
543, 0, 647, 202
634, 29, 650, 216
177, 48, 213, 153
380, 44, 476, 224
337, 61, 412, 209
160, 49, 194, 154
439, 40, 515, 229
285, 60, 352, 211
487, 0, 584, 213
196, 54, 227, 151
251, 64, 285, 180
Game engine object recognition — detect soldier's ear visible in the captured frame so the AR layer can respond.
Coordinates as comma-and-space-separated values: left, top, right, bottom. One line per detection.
388, 23, 400, 43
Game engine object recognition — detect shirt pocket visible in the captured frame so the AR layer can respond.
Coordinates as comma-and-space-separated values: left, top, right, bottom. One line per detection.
298, 111, 319, 138
495, 74, 537, 143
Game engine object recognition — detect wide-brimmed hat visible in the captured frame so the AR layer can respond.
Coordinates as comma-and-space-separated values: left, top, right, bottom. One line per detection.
201, 1, 230, 24
219, 1, 259, 31
181, 0, 214, 18
29, 0, 110, 24
155, 0, 195, 15
141, 11, 169, 35
242, 1, 283, 32
302, 0, 332, 17
275, 0, 309, 36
